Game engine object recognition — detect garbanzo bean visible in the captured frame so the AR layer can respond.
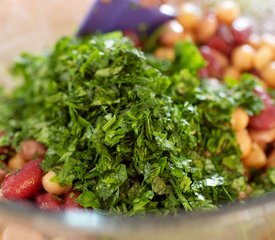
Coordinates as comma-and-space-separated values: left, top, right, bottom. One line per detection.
215, 0, 240, 25
177, 2, 202, 30
231, 108, 249, 131
253, 45, 274, 71
261, 61, 275, 88
42, 171, 71, 195
159, 20, 185, 47
223, 66, 241, 79
261, 33, 275, 53
154, 47, 175, 61
232, 44, 255, 71
8, 154, 25, 170
248, 34, 261, 49
196, 13, 218, 42
242, 142, 267, 169
236, 129, 252, 158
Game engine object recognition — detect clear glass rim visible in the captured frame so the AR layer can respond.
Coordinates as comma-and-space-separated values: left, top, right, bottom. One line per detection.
1, 192, 275, 238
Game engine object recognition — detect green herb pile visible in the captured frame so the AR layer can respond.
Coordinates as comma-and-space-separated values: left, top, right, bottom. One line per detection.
0, 32, 264, 215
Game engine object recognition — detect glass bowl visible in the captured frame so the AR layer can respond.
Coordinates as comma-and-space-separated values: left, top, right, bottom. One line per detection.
0, 1, 275, 239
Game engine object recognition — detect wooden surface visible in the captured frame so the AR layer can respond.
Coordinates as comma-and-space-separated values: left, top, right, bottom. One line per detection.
0, 0, 91, 89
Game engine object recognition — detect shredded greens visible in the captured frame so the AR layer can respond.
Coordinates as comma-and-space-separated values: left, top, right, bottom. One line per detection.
0, 32, 265, 215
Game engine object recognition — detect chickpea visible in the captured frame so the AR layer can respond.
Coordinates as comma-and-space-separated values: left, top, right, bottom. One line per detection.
223, 66, 241, 79
20, 140, 46, 162
267, 150, 275, 167
216, 0, 240, 25
185, 31, 196, 43
196, 13, 218, 43
261, 61, 275, 88
253, 45, 274, 71
154, 47, 175, 61
231, 108, 249, 131
159, 20, 185, 47
42, 171, 71, 195
177, 2, 202, 30
242, 142, 267, 169
248, 34, 261, 49
235, 129, 252, 158
238, 191, 247, 200
251, 140, 267, 151
261, 33, 275, 53
232, 44, 255, 71
140, 0, 162, 8
8, 153, 25, 170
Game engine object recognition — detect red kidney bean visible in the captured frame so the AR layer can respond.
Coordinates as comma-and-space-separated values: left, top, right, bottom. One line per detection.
231, 17, 253, 45
1, 159, 43, 200
249, 105, 275, 130
206, 35, 234, 56
254, 87, 273, 105
64, 190, 83, 209
36, 193, 63, 211
206, 24, 235, 56
123, 30, 141, 47
199, 45, 224, 78
249, 88, 275, 130
20, 140, 46, 162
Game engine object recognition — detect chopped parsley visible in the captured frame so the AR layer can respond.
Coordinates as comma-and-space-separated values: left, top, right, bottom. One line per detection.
0, 32, 264, 215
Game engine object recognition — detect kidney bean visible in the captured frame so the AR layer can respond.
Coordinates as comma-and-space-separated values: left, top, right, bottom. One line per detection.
123, 30, 141, 47
206, 24, 235, 56
20, 140, 46, 162
1, 159, 43, 200
254, 87, 273, 104
249, 105, 275, 130
249, 88, 275, 130
206, 35, 234, 56
199, 45, 224, 78
64, 190, 83, 209
231, 17, 253, 45
36, 193, 63, 211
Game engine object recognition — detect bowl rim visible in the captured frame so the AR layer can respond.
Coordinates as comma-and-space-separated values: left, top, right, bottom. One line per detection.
1, 191, 275, 238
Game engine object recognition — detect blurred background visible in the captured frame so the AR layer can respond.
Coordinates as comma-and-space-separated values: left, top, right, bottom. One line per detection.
1, 0, 275, 90
0, 0, 91, 89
